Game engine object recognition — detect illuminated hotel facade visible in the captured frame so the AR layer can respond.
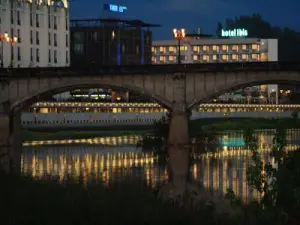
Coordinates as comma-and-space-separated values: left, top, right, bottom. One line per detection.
152, 37, 279, 103
0, 0, 70, 68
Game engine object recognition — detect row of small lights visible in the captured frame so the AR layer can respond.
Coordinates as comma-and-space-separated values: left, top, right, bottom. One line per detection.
30, 102, 300, 109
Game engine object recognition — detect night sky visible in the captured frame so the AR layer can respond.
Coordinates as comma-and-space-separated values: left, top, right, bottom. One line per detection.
70, 0, 300, 40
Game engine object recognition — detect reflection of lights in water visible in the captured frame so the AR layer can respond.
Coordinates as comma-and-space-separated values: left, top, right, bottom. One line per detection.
21, 131, 300, 202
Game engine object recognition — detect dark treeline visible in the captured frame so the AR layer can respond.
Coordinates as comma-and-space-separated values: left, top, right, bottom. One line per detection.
216, 14, 300, 61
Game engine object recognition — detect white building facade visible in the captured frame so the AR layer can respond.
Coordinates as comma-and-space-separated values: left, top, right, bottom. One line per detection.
152, 37, 278, 103
0, 0, 70, 68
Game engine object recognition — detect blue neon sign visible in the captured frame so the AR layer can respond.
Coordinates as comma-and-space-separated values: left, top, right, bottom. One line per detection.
103, 4, 127, 13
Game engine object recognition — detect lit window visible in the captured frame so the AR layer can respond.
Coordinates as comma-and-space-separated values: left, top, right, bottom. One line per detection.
212, 55, 217, 60
222, 45, 228, 51
251, 54, 260, 61
212, 45, 219, 52
169, 46, 176, 52
202, 45, 209, 52
193, 46, 200, 52
151, 47, 155, 53
222, 54, 229, 61
251, 44, 260, 51
159, 47, 165, 53
242, 54, 248, 60
242, 45, 247, 50
180, 45, 187, 51
169, 55, 176, 61
152, 56, 156, 63
203, 55, 209, 61
232, 54, 238, 60
193, 55, 199, 61
159, 56, 166, 62
232, 45, 239, 51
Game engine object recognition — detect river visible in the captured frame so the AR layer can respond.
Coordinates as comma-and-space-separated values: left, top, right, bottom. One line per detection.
21, 129, 300, 203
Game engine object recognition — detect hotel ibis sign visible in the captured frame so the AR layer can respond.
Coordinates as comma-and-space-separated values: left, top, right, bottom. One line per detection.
221, 29, 248, 37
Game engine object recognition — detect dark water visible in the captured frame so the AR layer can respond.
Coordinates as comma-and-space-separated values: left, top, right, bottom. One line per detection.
21, 129, 300, 202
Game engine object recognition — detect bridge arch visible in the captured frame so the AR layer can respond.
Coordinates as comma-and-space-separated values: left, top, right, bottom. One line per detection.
188, 71, 300, 110
8, 78, 173, 112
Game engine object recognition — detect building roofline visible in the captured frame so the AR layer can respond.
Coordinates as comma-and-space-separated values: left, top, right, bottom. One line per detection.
70, 18, 161, 28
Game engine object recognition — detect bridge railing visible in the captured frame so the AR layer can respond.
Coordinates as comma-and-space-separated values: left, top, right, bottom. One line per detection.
0, 62, 300, 77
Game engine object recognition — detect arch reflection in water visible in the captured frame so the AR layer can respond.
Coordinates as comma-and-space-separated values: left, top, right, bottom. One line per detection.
22, 130, 300, 202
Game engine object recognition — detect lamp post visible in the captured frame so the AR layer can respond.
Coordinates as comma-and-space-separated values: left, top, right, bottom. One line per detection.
0, 32, 8, 68
173, 28, 185, 64
6, 34, 18, 68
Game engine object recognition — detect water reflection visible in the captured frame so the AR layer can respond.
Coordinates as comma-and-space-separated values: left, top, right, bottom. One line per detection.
22, 129, 300, 202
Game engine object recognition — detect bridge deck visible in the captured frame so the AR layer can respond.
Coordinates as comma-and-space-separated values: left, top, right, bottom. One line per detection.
0, 62, 300, 77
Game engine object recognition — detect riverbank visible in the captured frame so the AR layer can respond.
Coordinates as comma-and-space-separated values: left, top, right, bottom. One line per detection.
191, 118, 300, 133
22, 128, 151, 141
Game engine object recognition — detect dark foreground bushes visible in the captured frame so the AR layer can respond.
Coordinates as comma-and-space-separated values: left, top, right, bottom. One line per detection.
0, 173, 243, 225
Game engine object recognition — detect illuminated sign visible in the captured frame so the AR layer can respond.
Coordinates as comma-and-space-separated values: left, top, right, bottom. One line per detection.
103, 4, 127, 13
221, 29, 248, 37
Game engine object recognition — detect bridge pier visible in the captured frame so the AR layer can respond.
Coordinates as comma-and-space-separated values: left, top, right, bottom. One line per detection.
0, 108, 22, 174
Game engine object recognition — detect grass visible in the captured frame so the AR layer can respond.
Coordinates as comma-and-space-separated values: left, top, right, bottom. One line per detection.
22, 129, 152, 141
190, 118, 300, 132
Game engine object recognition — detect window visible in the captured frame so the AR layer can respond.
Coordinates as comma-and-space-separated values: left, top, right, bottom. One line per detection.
17, 11, 21, 25
17, 47, 21, 61
212, 45, 219, 52
36, 48, 39, 62
242, 54, 248, 60
48, 49, 51, 63
74, 44, 83, 54
212, 55, 218, 61
251, 44, 260, 51
251, 54, 260, 61
202, 45, 209, 52
48, 15, 51, 28
11, 46, 14, 60
193, 46, 200, 52
30, 30, 33, 44
10, 10, 14, 24
48, 32, 51, 45
222, 45, 228, 51
152, 56, 156, 63
66, 17, 69, 30
36, 14, 39, 27
66, 51, 69, 64
30, 13, 33, 26
203, 55, 209, 61
232, 45, 239, 51
261, 53, 268, 61
54, 33, 57, 46
159, 47, 165, 53
30, 48, 33, 61
168, 46, 176, 52
222, 54, 229, 61
159, 56, 166, 63
54, 16, 57, 29
232, 54, 238, 61
17, 29, 21, 43
36, 31, 39, 45
54, 50, 57, 63
193, 55, 199, 61
180, 45, 187, 51
242, 45, 247, 50
66, 34, 68, 47
168, 55, 176, 61
151, 47, 155, 53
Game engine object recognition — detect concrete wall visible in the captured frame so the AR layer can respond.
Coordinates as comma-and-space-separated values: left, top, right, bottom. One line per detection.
21, 111, 294, 129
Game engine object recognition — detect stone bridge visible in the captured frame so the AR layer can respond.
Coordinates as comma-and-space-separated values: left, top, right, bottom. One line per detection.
1, 62, 300, 174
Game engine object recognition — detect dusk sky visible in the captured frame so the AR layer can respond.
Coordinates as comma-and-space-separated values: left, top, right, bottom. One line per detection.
70, 0, 300, 40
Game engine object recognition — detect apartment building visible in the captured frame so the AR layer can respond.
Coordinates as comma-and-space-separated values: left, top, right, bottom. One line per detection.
0, 0, 70, 68
152, 38, 278, 103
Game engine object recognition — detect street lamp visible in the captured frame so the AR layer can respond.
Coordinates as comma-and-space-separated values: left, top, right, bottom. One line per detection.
173, 28, 185, 64
5, 34, 18, 68
0, 32, 8, 68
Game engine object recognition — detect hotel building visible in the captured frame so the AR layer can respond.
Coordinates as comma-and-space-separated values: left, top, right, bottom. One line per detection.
152, 37, 279, 103
0, 0, 70, 68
